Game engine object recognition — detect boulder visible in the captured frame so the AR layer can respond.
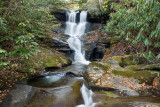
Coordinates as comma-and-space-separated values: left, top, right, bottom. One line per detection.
120, 55, 149, 67
84, 55, 159, 96
43, 54, 72, 69
51, 10, 67, 22
17, 47, 72, 73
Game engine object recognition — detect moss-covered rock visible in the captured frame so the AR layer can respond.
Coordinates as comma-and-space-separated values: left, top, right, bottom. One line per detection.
85, 55, 159, 96
126, 64, 160, 71
112, 69, 157, 84
102, 37, 119, 45
17, 47, 72, 73
120, 55, 149, 67
108, 56, 123, 64
84, 61, 111, 85
103, 91, 120, 98
88, 61, 111, 72
43, 54, 71, 69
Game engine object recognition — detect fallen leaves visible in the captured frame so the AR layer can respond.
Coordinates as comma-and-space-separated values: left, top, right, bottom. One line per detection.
0, 70, 27, 104
153, 77, 160, 90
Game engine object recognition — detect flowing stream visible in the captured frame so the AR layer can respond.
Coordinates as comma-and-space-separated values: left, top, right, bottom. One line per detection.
76, 84, 96, 107
65, 10, 90, 65
65, 10, 95, 107
1, 10, 160, 107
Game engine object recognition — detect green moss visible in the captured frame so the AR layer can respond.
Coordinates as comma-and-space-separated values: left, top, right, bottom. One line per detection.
127, 65, 142, 71
112, 69, 157, 84
43, 55, 71, 68
102, 37, 119, 45
108, 56, 123, 65
146, 64, 160, 70
110, 38, 119, 44
104, 91, 119, 98
110, 56, 122, 61
127, 64, 160, 71
104, 46, 113, 56
89, 61, 111, 71
94, 67, 100, 71
121, 55, 149, 67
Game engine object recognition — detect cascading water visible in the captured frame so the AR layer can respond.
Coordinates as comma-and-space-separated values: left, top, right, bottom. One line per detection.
76, 84, 96, 107
65, 10, 95, 107
65, 10, 90, 65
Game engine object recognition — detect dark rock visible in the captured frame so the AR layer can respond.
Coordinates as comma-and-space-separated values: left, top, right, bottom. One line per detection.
65, 72, 83, 77
89, 47, 105, 61
51, 10, 67, 22
51, 9, 107, 23
52, 38, 69, 48
87, 23, 103, 31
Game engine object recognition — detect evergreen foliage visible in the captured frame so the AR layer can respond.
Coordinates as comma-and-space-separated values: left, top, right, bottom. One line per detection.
103, 0, 160, 59
0, 0, 59, 70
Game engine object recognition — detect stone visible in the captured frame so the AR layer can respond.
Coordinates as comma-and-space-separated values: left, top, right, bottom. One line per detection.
43, 54, 72, 69
84, 55, 159, 96
17, 48, 72, 73
120, 55, 149, 67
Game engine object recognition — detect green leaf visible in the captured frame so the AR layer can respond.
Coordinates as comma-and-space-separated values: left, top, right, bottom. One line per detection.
0, 49, 6, 53
144, 39, 151, 46
154, 42, 160, 47
132, 40, 138, 44
31, 42, 39, 46
18, 22, 26, 27
148, 51, 155, 59
156, 54, 160, 59
0, 62, 8, 66
125, 35, 130, 41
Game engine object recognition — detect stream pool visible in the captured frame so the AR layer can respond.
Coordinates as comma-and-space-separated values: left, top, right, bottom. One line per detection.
1, 63, 160, 107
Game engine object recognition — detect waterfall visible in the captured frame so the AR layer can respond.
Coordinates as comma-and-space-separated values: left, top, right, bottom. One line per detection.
65, 10, 90, 65
76, 84, 96, 107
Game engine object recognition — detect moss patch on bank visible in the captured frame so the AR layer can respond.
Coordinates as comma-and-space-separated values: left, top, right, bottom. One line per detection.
112, 69, 157, 84
17, 47, 71, 72
43, 54, 71, 69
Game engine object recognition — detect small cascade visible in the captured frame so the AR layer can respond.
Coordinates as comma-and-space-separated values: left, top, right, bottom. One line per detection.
76, 84, 96, 107
65, 10, 90, 65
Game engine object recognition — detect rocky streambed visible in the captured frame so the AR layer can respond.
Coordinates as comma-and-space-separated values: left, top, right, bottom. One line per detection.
1, 63, 160, 107
1, 9, 160, 107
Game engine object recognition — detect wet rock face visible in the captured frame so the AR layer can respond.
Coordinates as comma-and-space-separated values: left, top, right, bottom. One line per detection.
0, 78, 84, 107
84, 55, 159, 96
0, 84, 36, 107
89, 47, 104, 61
82, 31, 109, 61
51, 10, 67, 22
50, 10, 106, 61
51, 9, 105, 23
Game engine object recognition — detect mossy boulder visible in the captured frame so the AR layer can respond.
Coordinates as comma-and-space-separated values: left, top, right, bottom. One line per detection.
126, 64, 160, 71
43, 54, 72, 69
107, 55, 150, 67
17, 47, 72, 73
85, 55, 159, 96
120, 55, 149, 67
112, 69, 157, 84
103, 91, 120, 98
84, 61, 111, 84
108, 56, 123, 64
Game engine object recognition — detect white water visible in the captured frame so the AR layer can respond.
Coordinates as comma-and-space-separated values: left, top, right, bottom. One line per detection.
76, 84, 96, 107
65, 10, 90, 65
